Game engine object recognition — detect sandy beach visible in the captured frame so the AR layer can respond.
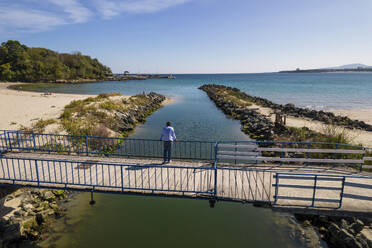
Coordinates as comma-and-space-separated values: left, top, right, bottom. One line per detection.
0, 83, 95, 131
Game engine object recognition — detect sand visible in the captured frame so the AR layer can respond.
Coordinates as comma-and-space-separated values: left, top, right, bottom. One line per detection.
0, 83, 95, 131
330, 109, 372, 125
247, 103, 372, 147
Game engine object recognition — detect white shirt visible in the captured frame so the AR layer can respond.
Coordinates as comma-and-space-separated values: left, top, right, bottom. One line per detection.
160, 126, 177, 141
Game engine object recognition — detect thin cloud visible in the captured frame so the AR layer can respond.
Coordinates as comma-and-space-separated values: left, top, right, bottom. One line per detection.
47, 0, 93, 23
0, 0, 191, 35
96, 0, 190, 18
0, 7, 67, 34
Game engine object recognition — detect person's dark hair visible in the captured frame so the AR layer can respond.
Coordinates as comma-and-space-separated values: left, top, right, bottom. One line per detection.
166, 121, 171, 126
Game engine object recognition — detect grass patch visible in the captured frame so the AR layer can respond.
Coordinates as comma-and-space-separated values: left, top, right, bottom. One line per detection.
216, 88, 253, 108
32, 118, 57, 133
60, 92, 164, 137
99, 100, 120, 111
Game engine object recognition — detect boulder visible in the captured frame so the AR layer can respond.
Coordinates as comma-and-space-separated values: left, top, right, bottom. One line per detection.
360, 228, 372, 247
350, 219, 365, 234
42, 191, 55, 202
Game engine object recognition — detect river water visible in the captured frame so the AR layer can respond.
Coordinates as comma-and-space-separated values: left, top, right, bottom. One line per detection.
37, 73, 372, 247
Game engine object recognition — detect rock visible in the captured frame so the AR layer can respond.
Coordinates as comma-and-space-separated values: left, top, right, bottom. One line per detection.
40, 201, 50, 210
49, 203, 59, 212
43, 191, 56, 202
13, 190, 23, 197
340, 219, 349, 229
13, 210, 25, 217
27, 210, 36, 216
22, 203, 34, 211
360, 228, 372, 247
351, 219, 365, 234
302, 220, 312, 227
35, 213, 43, 225
6, 195, 15, 201
53, 190, 66, 198
20, 217, 37, 236
40, 209, 55, 219
34, 206, 44, 213
318, 226, 327, 234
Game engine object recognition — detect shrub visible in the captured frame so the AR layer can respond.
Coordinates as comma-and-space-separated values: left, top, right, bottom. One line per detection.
32, 118, 57, 133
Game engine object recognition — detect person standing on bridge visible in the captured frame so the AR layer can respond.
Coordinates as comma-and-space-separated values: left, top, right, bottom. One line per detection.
160, 121, 178, 164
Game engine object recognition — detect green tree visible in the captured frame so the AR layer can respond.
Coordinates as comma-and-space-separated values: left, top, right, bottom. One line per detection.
0, 63, 14, 81
0, 40, 112, 82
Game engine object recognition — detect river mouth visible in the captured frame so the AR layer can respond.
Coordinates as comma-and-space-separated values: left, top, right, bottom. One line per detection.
29, 73, 370, 247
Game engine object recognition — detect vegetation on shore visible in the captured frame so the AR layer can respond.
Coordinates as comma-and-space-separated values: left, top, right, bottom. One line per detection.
0, 40, 112, 82
60, 92, 166, 137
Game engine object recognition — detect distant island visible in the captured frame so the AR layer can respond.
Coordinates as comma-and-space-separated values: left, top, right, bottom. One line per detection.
279, 63, 372, 73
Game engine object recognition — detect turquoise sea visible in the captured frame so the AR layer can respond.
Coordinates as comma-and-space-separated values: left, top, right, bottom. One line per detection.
37, 73, 372, 247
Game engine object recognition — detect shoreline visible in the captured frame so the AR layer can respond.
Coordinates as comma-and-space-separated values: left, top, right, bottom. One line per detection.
0, 83, 96, 131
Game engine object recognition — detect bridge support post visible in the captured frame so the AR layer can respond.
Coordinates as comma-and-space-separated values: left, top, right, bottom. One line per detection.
339, 177, 346, 209
209, 199, 216, 208
32, 132, 37, 152
89, 189, 96, 205
211, 142, 219, 209
6, 132, 12, 152
86, 136, 89, 156
35, 160, 40, 188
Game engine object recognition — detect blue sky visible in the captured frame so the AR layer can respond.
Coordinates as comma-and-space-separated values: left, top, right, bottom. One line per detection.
1, 0, 372, 73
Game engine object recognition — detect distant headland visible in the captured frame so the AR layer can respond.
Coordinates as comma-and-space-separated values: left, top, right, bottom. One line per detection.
279, 63, 372, 73
0, 40, 174, 84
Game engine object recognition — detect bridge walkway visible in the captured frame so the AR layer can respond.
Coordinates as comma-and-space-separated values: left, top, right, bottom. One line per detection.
2, 152, 372, 216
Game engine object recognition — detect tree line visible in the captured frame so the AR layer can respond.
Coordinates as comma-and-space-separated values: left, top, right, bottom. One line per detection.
0, 40, 112, 82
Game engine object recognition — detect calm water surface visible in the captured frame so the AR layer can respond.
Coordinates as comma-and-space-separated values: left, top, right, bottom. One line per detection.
37, 73, 372, 247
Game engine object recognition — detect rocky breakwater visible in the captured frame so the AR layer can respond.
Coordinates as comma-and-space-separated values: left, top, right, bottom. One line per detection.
296, 214, 372, 248
114, 92, 166, 134
61, 92, 166, 137
205, 84, 372, 131
199, 84, 275, 140
0, 188, 68, 247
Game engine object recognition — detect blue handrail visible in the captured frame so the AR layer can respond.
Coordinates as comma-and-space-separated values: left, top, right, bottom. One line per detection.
1, 130, 216, 161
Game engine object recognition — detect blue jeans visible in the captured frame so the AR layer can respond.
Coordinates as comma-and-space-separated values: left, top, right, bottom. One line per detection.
163, 141, 172, 162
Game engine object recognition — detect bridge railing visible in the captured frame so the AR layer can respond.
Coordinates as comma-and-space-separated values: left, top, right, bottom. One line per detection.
216, 140, 367, 169
0, 156, 216, 196
0, 132, 7, 152
216, 167, 273, 203
1, 130, 216, 161
273, 172, 372, 209
364, 147, 372, 170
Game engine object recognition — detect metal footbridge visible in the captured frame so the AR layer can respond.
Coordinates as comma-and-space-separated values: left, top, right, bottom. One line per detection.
1, 130, 372, 216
